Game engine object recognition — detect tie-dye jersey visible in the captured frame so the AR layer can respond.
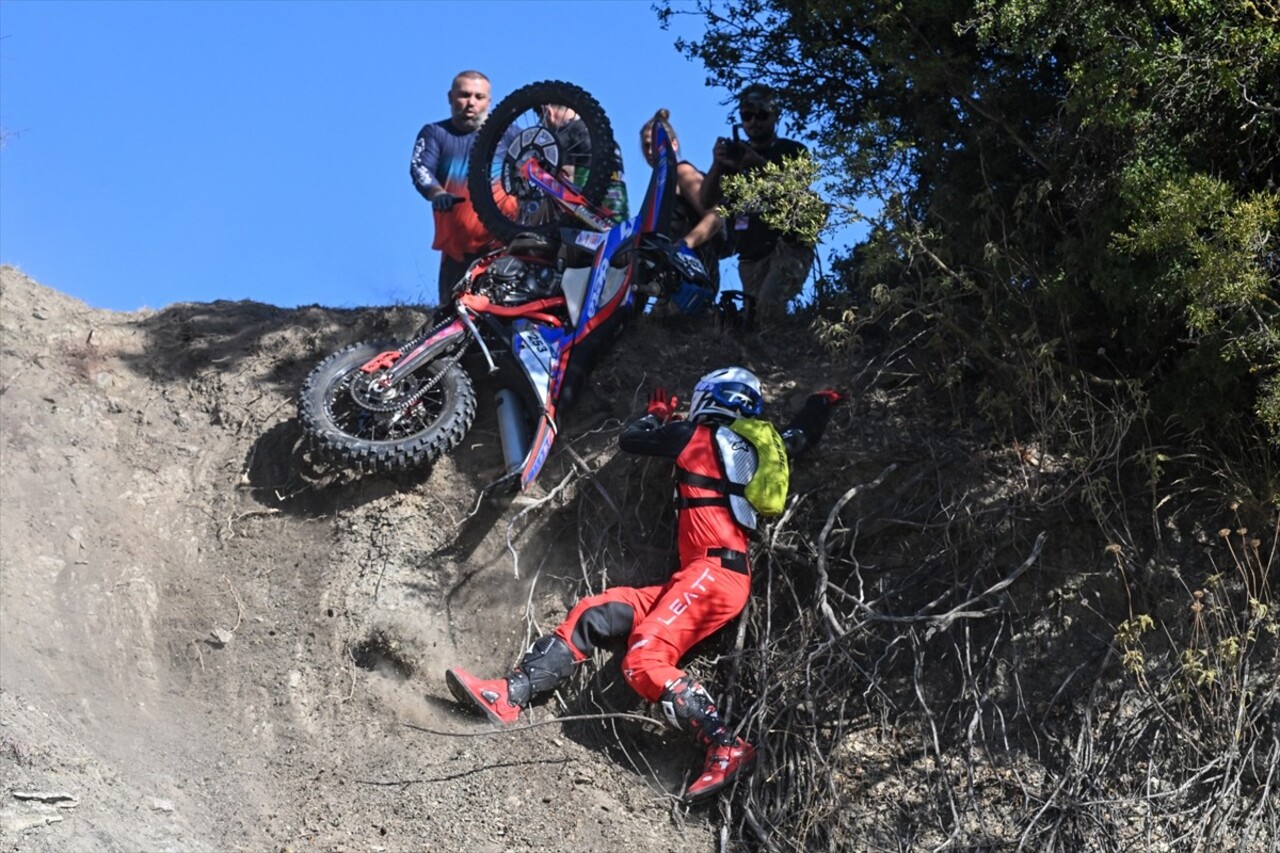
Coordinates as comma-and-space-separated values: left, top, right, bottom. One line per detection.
411, 119, 514, 261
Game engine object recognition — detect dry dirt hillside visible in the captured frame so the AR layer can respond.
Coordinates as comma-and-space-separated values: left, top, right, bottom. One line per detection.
3, 264, 1276, 853
0, 265, 850, 851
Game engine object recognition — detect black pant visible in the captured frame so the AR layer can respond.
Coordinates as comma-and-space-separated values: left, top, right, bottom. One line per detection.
438, 252, 482, 305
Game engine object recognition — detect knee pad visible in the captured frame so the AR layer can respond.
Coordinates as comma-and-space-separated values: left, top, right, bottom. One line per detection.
566, 600, 637, 657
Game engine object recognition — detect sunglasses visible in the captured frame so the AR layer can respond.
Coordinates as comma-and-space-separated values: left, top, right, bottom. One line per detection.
739, 110, 773, 122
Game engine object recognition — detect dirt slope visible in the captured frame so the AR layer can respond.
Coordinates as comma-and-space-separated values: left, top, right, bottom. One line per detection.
0, 265, 845, 851
5, 264, 1277, 852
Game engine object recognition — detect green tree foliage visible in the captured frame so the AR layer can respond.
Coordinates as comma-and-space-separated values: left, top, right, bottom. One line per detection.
660, 0, 1280, 450
716, 151, 830, 246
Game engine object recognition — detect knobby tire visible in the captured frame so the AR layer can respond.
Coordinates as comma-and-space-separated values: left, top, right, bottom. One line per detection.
298, 339, 477, 474
468, 80, 616, 244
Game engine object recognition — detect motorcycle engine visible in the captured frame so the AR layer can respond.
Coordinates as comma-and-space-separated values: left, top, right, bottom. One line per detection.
481, 255, 561, 306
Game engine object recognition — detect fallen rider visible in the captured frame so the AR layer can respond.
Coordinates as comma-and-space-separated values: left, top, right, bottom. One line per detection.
446, 367, 843, 803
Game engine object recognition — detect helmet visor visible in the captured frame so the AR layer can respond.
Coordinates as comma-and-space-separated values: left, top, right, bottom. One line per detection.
695, 380, 763, 417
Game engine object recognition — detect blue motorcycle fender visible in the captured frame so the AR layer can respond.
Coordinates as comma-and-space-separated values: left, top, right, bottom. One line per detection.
582, 218, 637, 319
521, 415, 558, 490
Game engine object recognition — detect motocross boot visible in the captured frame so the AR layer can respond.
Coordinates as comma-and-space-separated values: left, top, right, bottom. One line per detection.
658, 676, 759, 804
446, 635, 576, 726
685, 738, 758, 804
445, 668, 522, 726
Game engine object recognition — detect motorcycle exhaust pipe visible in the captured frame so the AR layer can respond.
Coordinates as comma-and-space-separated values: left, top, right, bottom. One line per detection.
495, 388, 531, 474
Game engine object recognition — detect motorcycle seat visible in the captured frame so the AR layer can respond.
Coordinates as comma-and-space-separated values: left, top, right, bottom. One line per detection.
508, 231, 559, 260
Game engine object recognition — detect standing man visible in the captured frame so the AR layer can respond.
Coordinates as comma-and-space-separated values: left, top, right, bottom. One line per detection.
701, 85, 816, 321
411, 70, 500, 305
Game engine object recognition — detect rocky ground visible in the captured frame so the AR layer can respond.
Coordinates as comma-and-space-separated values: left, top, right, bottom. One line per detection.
4, 264, 1276, 853
0, 265, 847, 852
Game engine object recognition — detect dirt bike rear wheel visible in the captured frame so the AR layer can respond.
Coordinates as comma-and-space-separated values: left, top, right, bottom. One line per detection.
468, 80, 617, 244
298, 340, 476, 474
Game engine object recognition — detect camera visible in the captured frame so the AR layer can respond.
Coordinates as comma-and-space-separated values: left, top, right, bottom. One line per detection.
721, 124, 747, 160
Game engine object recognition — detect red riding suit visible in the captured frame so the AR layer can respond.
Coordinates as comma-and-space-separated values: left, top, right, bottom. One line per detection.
444, 391, 835, 802
554, 416, 755, 702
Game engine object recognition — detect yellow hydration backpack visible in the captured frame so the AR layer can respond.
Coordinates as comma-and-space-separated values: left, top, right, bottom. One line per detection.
729, 417, 790, 516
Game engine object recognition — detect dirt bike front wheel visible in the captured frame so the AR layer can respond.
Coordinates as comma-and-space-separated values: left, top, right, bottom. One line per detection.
468, 80, 617, 244
298, 340, 477, 474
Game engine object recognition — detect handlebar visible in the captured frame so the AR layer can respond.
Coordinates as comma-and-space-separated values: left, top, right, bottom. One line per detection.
622, 235, 711, 308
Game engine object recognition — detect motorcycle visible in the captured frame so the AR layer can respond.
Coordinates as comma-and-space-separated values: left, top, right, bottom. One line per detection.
298, 81, 710, 491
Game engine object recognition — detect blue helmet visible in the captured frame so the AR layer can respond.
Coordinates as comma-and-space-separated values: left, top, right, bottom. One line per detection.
689, 366, 764, 422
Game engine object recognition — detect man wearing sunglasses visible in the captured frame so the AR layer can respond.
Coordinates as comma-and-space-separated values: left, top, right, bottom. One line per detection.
701, 85, 816, 321
446, 366, 843, 804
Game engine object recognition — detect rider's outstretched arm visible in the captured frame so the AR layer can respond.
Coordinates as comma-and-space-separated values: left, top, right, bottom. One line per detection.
619, 415, 697, 458
781, 391, 843, 458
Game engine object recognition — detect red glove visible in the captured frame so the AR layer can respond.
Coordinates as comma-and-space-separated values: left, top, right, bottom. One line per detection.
647, 387, 679, 422
813, 388, 846, 406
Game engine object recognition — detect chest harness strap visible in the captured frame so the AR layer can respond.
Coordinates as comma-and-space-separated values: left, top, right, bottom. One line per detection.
675, 470, 745, 509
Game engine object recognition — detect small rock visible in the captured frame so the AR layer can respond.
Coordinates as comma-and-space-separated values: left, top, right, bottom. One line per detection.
11, 791, 78, 808
150, 797, 175, 812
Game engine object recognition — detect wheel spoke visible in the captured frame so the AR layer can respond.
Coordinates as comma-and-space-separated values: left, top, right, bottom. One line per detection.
299, 339, 478, 474
324, 368, 449, 444
468, 81, 617, 243
486, 103, 604, 232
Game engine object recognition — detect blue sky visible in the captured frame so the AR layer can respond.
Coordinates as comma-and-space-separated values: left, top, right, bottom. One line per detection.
1, 0, 859, 312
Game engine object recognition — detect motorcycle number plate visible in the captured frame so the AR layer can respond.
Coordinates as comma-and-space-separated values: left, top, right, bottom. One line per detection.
515, 329, 556, 405
517, 329, 553, 360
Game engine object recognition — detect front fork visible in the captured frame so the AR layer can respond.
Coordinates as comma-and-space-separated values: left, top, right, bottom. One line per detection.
355, 301, 546, 486
455, 304, 498, 374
